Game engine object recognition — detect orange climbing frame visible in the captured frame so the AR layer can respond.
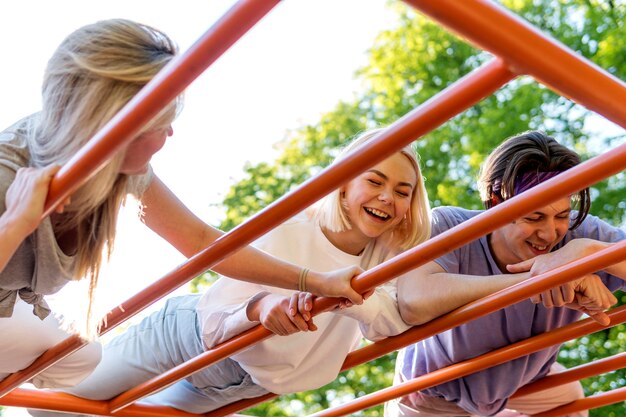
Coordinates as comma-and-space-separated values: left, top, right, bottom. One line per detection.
1, 0, 625, 416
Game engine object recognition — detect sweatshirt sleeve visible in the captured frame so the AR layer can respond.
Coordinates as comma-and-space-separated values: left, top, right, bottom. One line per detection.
196, 277, 266, 349
334, 280, 411, 341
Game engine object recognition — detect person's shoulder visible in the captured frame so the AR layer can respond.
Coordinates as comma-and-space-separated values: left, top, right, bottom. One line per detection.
255, 211, 313, 244
277, 211, 314, 231
0, 116, 33, 171
432, 206, 482, 226
567, 211, 625, 240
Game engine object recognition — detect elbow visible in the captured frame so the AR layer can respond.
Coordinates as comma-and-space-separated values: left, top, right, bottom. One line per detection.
398, 298, 435, 326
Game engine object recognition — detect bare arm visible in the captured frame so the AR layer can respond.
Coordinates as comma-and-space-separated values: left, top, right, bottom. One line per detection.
397, 261, 529, 326
0, 213, 31, 272
0, 166, 66, 272
140, 175, 363, 303
508, 238, 626, 284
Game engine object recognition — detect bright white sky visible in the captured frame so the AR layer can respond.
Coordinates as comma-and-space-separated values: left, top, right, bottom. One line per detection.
0, 1, 396, 414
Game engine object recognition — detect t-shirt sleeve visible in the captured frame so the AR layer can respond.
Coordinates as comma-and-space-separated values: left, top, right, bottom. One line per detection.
335, 279, 411, 341
571, 214, 626, 291
196, 278, 266, 349
430, 207, 464, 275
0, 162, 15, 214
196, 221, 299, 349
0, 135, 26, 215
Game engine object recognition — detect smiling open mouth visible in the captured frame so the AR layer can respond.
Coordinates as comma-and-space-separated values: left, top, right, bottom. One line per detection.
364, 207, 391, 220
528, 242, 548, 251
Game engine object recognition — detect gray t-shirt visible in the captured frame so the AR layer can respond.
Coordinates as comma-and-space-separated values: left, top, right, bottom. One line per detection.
0, 117, 152, 319
399, 206, 625, 416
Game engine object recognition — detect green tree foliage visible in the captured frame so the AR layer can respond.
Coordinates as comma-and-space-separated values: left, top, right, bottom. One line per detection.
213, 1, 626, 416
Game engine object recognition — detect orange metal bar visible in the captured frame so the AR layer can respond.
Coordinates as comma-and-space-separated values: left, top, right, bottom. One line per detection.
403, 0, 626, 129
208, 240, 626, 417
0, 335, 84, 399
0, 0, 281, 398
42, 0, 280, 218
531, 386, 626, 417
306, 306, 626, 417
106, 59, 515, 412
0, 388, 249, 417
108, 326, 274, 413
513, 352, 626, 398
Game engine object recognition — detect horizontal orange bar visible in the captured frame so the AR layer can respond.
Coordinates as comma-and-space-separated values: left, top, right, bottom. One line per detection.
531, 386, 626, 417
1, 388, 201, 417
0, 335, 84, 399
7, 238, 626, 416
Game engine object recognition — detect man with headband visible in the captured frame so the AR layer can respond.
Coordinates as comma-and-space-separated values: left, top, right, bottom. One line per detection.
386, 131, 626, 417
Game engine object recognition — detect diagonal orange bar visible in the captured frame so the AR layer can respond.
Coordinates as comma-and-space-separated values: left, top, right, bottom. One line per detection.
403, 0, 626, 129
106, 59, 515, 413
0, 335, 84, 399
0, 0, 281, 398
42, 0, 281, 218
108, 326, 274, 413
347, 141, 626, 301
513, 352, 626, 399
531, 386, 626, 417
307, 306, 626, 417
208, 240, 626, 417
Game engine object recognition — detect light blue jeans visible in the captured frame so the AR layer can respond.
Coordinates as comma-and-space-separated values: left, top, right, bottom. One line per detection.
30, 294, 269, 416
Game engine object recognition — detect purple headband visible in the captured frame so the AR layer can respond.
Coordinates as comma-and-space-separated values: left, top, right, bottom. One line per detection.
491, 171, 563, 206
514, 171, 563, 195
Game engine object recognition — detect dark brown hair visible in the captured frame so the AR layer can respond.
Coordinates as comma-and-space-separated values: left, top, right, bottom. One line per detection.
477, 131, 590, 229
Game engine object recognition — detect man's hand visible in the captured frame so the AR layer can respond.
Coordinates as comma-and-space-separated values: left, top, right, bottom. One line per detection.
507, 246, 617, 325
563, 275, 617, 326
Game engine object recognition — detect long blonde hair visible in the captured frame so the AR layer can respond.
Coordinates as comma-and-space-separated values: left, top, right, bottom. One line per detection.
28, 19, 180, 332
315, 129, 431, 253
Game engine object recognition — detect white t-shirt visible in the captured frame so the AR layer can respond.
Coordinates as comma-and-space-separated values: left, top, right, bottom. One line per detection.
196, 211, 410, 394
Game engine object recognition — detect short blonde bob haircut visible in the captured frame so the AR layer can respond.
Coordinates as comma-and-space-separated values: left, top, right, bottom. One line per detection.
314, 129, 431, 253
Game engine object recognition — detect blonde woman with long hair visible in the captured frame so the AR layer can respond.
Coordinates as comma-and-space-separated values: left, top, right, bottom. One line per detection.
0, 19, 364, 389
